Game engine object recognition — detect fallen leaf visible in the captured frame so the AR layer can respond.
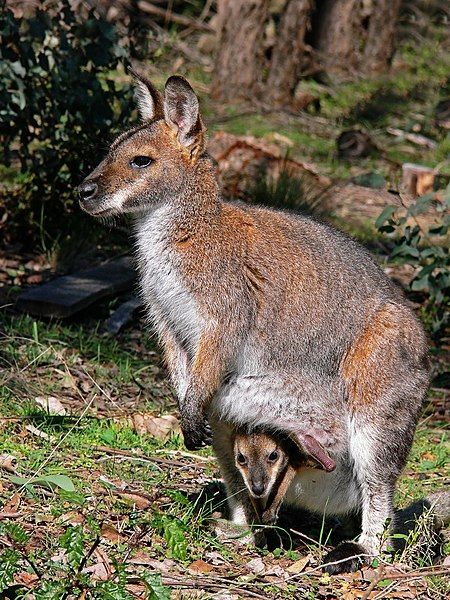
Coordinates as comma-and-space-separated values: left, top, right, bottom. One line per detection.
129, 555, 176, 573
14, 572, 39, 587
266, 564, 288, 578
100, 523, 124, 544
188, 559, 213, 574
83, 562, 109, 581
35, 396, 66, 416
115, 491, 152, 509
0, 454, 18, 473
287, 555, 310, 574
204, 551, 227, 565
246, 557, 265, 574
26, 274, 42, 285
421, 452, 436, 461
25, 424, 56, 441
115, 413, 181, 440
2, 492, 22, 512
59, 511, 84, 526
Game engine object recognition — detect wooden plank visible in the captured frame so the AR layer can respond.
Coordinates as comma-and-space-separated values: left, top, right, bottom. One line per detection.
17, 256, 136, 318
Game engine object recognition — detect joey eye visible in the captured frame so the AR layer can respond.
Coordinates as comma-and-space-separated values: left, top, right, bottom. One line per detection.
236, 452, 247, 466
268, 451, 279, 462
129, 156, 153, 169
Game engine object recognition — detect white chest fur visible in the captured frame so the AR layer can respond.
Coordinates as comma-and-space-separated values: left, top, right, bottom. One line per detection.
134, 206, 203, 352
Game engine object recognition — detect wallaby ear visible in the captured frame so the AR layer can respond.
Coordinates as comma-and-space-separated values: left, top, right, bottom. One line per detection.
291, 431, 336, 472
164, 75, 205, 155
128, 67, 164, 122
271, 419, 336, 472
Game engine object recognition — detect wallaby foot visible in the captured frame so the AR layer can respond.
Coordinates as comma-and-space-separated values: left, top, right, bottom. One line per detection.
322, 541, 366, 574
182, 416, 212, 450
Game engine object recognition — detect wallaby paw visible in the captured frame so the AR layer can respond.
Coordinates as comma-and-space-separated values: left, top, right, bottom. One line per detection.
182, 418, 212, 450
262, 508, 278, 525
322, 542, 367, 575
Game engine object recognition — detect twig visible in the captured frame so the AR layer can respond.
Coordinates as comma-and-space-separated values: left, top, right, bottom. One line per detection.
6, 532, 42, 579
157, 574, 268, 599
78, 534, 101, 574
362, 567, 386, 600
292, 553, 373, 578
378, 566, 450, 580
154, 449, 216, 463
94, 445, 201, 468
289, 527, 331, 550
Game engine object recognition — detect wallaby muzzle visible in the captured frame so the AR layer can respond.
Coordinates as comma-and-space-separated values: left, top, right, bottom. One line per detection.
78, 179, 106, 215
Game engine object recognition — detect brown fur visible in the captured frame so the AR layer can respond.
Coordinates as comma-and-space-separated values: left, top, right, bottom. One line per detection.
341, 303, 427, 409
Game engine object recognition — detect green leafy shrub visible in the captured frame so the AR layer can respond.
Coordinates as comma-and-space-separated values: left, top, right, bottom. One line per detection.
376, 188, 449, 341
0, 2, 133, 247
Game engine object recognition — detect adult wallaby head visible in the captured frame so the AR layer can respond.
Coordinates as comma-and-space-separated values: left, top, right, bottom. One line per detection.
78, 70, 207, 217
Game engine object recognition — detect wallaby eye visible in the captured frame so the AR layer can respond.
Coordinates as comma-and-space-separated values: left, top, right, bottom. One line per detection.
130, 156, 153, 169
268, 450, 279, 462
236, 452, 247, 466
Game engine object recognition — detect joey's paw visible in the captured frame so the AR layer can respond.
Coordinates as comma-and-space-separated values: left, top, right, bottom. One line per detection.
262, 508, 278, 525
182, 418, 212, 451
322, 542, 367, 575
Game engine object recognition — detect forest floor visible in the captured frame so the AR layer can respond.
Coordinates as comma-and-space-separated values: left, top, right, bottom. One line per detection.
0, 305, 448, 599
1, 27, 450, 600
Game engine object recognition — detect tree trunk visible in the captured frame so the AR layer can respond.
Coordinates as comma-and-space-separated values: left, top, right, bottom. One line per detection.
212, 0, 269, 102
363, 0, 402, 73
265, 0, 313, 107
315, 0, 402, 81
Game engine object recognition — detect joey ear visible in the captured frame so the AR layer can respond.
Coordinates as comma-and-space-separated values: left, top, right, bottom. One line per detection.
164, 75, 205, 155
128, 66, 164, 122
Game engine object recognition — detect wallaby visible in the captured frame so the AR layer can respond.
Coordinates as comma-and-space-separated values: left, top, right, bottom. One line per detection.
233, 429, 321, 525
233, 429, 450, 569
78, 70, 430, 573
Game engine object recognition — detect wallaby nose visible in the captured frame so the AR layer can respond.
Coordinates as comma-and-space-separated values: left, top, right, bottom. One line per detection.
78, 181, 98, 201
251, 481, 266, 497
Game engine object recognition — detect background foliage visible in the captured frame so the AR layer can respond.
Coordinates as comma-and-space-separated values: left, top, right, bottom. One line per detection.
376, 189, 450, 341
0, 3, 133, 247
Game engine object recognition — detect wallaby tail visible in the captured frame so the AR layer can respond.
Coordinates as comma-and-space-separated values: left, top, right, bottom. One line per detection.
425, 490, 450, 528
391, 488, 450, 557
395, 490, 450, 530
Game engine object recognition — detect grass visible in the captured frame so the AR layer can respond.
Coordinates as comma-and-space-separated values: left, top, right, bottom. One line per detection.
0, 309, 448, 598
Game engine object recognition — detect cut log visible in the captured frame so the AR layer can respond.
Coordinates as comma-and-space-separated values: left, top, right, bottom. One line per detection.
402, 163, 435, 197
106, 296, 142, 335
17, 257, 136, 318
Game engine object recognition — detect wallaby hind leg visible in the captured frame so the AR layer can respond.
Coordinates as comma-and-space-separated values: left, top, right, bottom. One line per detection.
323, 413, 416, 574
323, 471, 396, 573
211, 420, 262, 544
